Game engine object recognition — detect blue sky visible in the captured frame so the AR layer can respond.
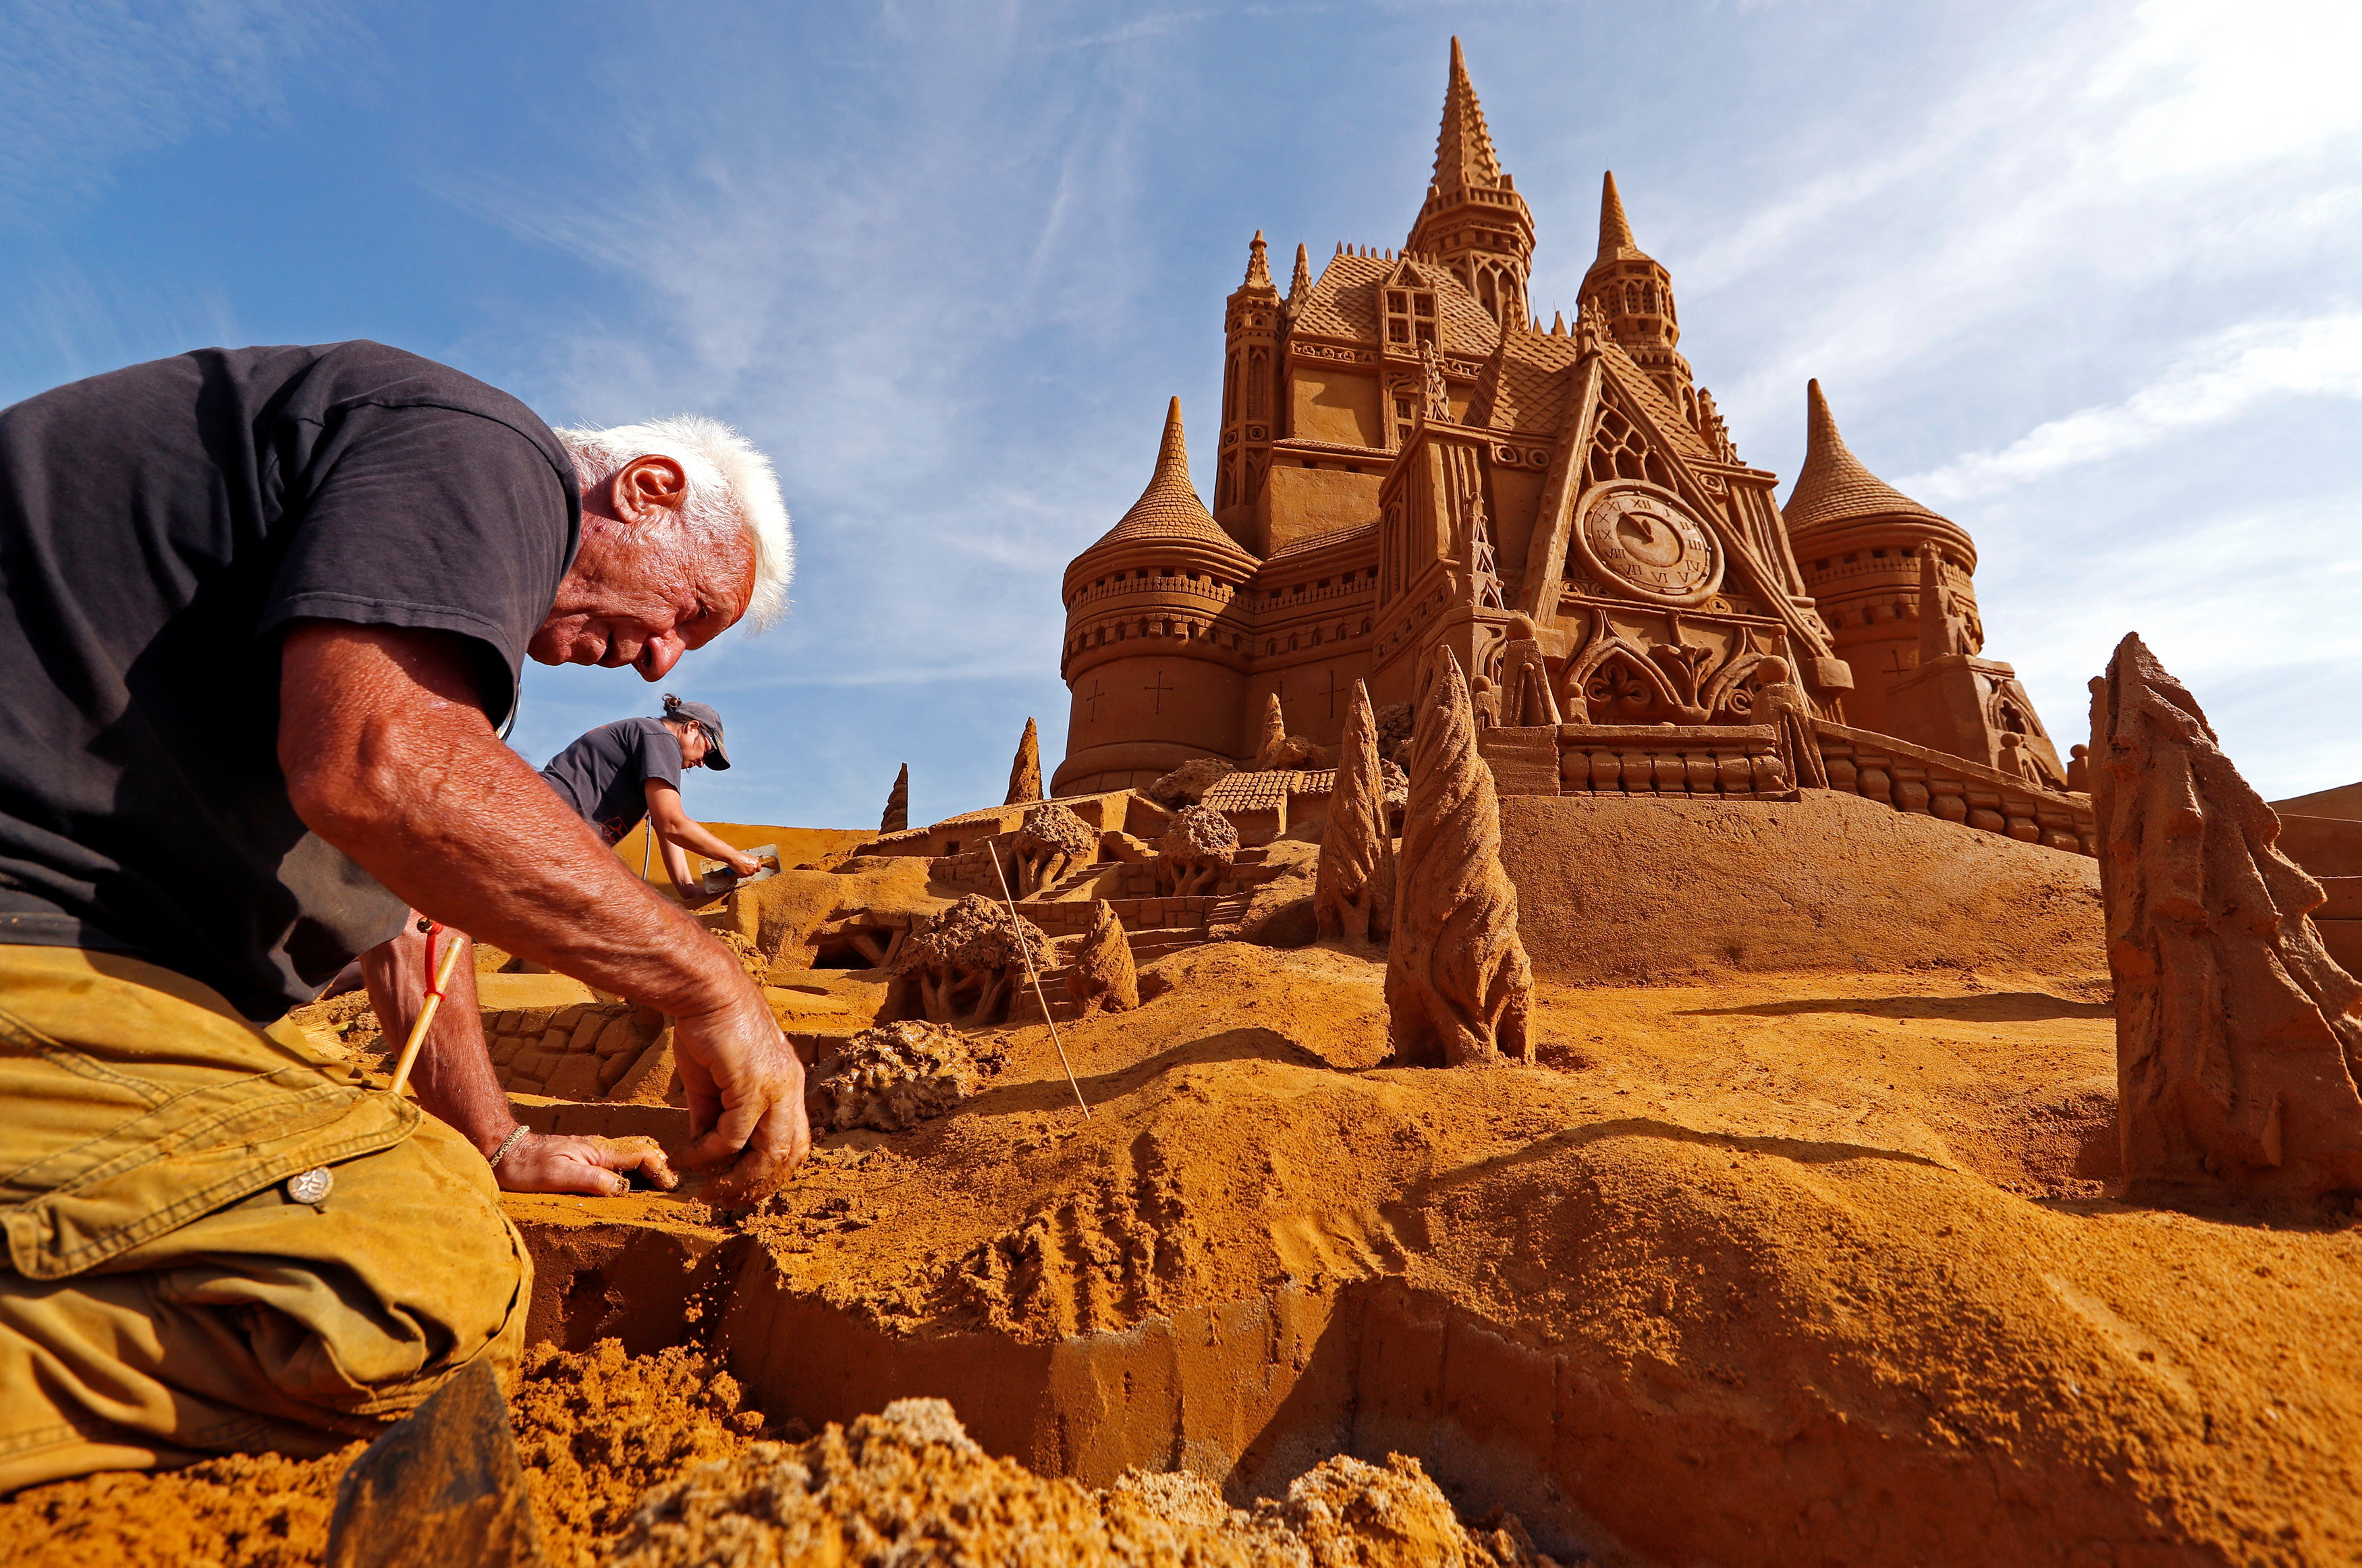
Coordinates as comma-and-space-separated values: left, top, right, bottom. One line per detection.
6, 1, 2359, 829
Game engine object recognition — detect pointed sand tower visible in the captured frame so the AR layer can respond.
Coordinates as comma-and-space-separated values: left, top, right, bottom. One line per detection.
880, 764, 909, 833
1005, 719, 1043, 805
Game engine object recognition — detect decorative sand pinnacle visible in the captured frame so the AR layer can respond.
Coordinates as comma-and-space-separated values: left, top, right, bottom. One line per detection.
1005, 717, 1043, 804
880, 764, 909, 834
1252, 692, 1288, 771
1385, 648, 1532, 1067
2092, 633, 2362, 1200
1065, 900, 1138, 1018
1316, 679, 1394, 945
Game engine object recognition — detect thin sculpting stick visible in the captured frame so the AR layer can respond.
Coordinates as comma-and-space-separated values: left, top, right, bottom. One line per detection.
988, 841, 1091, 1118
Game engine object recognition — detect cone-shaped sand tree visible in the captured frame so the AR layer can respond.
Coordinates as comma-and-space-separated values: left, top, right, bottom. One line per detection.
1316, 679, 1394, 944
1251, 692, 1288, 772
1066, 900, 1138, 1017
1385, 649, 1531, 1066
1005, 718, 1043, 804
881, 764, 909, 833
2093, 632, 2362, 1199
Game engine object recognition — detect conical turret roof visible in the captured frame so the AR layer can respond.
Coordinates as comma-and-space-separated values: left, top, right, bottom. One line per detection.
1595, 171, 1647, 262
1432, 37, 1504, 192
1784, 380, 1950, 534
1070, 399, 1259, 582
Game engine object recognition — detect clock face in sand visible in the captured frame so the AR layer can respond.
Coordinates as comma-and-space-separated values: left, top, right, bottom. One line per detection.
1574, 482, 1724, 606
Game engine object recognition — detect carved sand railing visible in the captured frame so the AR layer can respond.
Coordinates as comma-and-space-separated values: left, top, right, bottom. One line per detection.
1545, 723, 1791, 800
1813, 721, 2094, 856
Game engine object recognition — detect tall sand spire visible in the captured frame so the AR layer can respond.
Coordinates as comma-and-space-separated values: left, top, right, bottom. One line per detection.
1431, 36, 1504, 193
1597, 170, 1640, 261
1004, 718, 1043, 804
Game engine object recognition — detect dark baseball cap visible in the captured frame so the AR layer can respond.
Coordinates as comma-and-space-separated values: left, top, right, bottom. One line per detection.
662, 695, 732, 770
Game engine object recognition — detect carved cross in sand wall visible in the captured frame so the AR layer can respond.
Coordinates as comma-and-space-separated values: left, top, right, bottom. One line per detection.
1080, 678, 1104, 723
1143, 669, 1176, 715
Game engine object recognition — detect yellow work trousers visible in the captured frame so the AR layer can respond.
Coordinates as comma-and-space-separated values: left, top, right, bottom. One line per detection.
0, 946, 528, 1494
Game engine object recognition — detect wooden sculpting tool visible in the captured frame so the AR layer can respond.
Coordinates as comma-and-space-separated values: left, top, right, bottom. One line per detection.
388, 923, 465, 1098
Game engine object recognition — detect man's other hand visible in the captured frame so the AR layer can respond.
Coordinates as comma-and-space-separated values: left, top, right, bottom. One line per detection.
671, 984, 811, 1208
494, 1132, 678, 1197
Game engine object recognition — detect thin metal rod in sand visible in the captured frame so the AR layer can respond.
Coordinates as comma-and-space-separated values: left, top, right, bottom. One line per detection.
987, 840, 1091, 1119
389, 933, 466, 1099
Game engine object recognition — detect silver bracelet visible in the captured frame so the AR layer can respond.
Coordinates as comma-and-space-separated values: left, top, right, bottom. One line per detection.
487, 1126, 532, 1170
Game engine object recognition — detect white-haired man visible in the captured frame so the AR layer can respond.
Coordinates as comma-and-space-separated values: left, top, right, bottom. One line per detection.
0, 342, 804, 1490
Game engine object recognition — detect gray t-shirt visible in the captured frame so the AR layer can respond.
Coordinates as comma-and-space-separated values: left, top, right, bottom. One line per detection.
539, 719, 684, 846
0, 342, 580, 1019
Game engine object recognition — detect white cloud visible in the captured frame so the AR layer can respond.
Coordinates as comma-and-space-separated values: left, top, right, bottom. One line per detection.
1902, 313, 2362, 503
0, 0, 362, 223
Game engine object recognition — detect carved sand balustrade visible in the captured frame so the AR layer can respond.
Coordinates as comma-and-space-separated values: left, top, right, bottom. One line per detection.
891, 894, 1051, 1028
1005, 718, 1043, 805
1157, 804, 1240, 895
2093, 633, 2362, 1200
880, 764, 909, 833
1316, 679, 1395, 944
1010, 802, 1097, 897
1537, 724, 1790, 800
1386, 650, 1533, 1066
1813, 721, 2094, 856
1064, 901, 1139, 1017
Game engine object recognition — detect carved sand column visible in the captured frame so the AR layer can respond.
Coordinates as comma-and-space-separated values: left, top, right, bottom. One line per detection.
1006, 718, 1043, 804
1316, 679, 1395, 945
2093, 633, 2362, 1200
1066, 901, 1138, 1017
1252, 692, 1288, 771
881, 764, 909, 833
1385, 648, 1533, 1067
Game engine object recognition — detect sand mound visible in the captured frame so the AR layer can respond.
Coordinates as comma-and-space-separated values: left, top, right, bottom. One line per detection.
0, 1341, 766, 1568
607, 1397, 1556, 1568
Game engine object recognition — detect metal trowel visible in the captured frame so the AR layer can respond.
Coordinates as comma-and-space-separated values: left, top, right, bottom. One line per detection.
698, 843, 781, 899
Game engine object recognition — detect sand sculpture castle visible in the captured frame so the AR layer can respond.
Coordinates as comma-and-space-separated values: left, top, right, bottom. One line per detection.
1051, 38, 2072, 818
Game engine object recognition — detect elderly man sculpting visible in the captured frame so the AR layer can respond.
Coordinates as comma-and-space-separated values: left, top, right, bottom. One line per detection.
0, 341, 806, 1492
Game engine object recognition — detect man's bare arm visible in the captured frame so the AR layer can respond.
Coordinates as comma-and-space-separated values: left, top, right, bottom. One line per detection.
360, 921, 676, 1197
278, 619, 809, 1202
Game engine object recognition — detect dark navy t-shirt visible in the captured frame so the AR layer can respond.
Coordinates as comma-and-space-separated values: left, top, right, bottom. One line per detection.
0, 342, 581, 1019
540, 719, 683, 846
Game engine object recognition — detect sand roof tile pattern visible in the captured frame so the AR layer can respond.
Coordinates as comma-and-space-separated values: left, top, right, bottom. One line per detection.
1288, 252, 1502, 361
1783, 379, 1949, 535
1465, 328, 1712, 461
1072, 398, 1261, 576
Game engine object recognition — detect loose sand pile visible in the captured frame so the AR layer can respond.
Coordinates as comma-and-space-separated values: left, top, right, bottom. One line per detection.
0, 1343, 1553, 1567
0, 1341, 764, 1568
610, 1398, 1555, 1567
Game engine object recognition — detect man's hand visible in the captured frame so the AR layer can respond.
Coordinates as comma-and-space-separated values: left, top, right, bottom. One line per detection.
495, 1133, 678, 1197
725, 849, 763, 878
671, 985, 811, 1208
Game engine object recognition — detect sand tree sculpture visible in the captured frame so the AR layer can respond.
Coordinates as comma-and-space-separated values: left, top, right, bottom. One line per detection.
1005, 718, 1044, 804
2093, 633, 2362, 1200
1315, 678, 1395, 945
880, 764, 910, 833
1010, 802, 1097, 897
1065, 901, 1138, 1017
1385, 648, 1532, 1066
892, 894, 1051, 1028
1252, 692, 1288, 771
1157, 804, 1238, 896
